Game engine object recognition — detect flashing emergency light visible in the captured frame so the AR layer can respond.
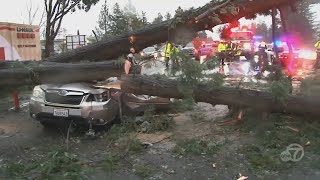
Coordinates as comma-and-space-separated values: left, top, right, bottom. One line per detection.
253, 35, 262, 39
275, 41, 282, 47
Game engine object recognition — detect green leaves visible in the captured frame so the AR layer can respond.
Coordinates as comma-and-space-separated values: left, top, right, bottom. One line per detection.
270, 77, 292, 106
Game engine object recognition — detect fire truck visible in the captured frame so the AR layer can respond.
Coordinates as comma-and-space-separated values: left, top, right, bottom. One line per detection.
228, 26, 255, 60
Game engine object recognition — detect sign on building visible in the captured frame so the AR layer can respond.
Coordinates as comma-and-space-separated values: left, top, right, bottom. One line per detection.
0, 22, 41, 61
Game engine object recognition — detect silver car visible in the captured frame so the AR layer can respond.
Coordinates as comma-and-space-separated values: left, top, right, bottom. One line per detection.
29, 83, 119, 127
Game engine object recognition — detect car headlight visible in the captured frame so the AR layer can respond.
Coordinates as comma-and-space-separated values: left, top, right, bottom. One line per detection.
32, 86, 44, 99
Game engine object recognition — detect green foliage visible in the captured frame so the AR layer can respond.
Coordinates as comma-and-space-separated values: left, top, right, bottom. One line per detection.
117, 137, 144, 154
2, 148, 91, 179
148, 114, 174, 133
107, 123, 136, 141
95, 0, 110, 39
141, 106, 175, 133
234, 112, 320, 173
241, 144, 287, 171
100, 2, 149, 37
153, 13, 164, 24
170, 97, 196, 113
173, 138, 224, 156
206, 73, 225, 90
270, 77, 292, 106
165, 12, 172, 21
205, 57, 220, 70
103, 153, 121, 172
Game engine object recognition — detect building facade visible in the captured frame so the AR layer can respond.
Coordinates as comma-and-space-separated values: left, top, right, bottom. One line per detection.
0, 22, 41, 61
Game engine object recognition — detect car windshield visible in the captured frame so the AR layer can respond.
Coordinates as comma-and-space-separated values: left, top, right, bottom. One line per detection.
185, 42, 194, 48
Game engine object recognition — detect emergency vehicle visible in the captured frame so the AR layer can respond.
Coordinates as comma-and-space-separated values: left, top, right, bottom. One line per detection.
229, 26, 255, 60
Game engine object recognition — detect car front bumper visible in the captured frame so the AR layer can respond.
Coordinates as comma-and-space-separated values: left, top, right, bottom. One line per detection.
29, 98, 119, 126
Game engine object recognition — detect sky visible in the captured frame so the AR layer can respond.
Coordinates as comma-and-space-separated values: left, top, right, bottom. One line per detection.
0, 0, 318, 40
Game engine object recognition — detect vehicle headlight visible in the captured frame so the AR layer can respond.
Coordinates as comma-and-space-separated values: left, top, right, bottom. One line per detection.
243, 43, 251, 50
32, 86, 44, 99
299, 49, 317, 60
140, 52, 145, 56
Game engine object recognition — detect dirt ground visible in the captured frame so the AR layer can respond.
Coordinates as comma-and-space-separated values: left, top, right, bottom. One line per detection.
0, 102, 320, 180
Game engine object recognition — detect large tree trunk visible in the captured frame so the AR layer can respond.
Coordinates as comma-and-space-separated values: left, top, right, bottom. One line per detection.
0, 61, 123, 88
45, 0, 301, 63
120, 75, 320, 117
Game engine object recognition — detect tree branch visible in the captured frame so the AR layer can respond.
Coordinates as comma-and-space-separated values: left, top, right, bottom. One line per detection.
53, 0, 80, 22
195, 0, 231, 21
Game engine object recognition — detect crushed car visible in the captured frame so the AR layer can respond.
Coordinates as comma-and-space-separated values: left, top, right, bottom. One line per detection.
29, 83, 171, 128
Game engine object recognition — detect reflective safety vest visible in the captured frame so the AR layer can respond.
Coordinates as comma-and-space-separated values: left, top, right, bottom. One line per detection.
164, 42, 172, 58
218, 43, 226, 52
315, 41, 320, 49
226, 42, 236, 50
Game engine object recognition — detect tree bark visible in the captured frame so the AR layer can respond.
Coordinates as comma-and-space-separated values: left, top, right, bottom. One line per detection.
0, 61, 123, 88
45, 0, 301, 63
272, 8, 279, 60
120, 75, 320, 117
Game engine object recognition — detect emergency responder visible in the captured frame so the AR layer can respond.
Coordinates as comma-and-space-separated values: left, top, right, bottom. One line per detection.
164, 41, 172, 68
226, 40, 237, 61
256, 41, 268, 73
125, 47, 138, 74
226, 40, 236, 51
171, 43, 181, 66
217, 40, 227, 72
314, 39, 320, 69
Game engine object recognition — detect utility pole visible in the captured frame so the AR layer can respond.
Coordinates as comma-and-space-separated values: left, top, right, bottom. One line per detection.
279, 7, 293, 94
127, 0, 133, 32
271, 8, 279, 60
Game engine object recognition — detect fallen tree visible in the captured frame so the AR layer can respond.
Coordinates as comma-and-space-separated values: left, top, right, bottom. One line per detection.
0, 0, 304, 89
120, 75, 320, 117
0, 61, 123, 88
45, 0, 301, 63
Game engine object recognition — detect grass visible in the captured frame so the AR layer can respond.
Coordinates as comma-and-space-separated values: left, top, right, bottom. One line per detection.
107, 123, 137, 141
173, 138, 224, 156
241, 144, 291, 171
232, 111, 320, 174
116, 136, 144, 155
2, 147, 92, 179
189, 111, 206, 123
144, 114, 175, 133
103, 153, 121, 172
133, 164, 154, 178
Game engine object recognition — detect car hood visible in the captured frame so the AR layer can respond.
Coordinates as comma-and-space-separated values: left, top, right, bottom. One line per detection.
40, 83, 105, 94
183, 47, 195, 50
